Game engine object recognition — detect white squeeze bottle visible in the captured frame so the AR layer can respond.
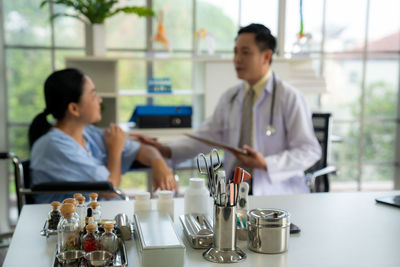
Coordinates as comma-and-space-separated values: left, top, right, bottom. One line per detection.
184, 178, 210, 215
157, 190, 174, 221
134, 191, 152, 212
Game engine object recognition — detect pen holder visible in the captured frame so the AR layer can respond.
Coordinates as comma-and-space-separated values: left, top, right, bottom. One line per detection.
203, 204, 246, 263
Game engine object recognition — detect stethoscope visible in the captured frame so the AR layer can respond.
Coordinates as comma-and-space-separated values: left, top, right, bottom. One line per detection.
230, 72, 277, 136
265, 72, 277, 136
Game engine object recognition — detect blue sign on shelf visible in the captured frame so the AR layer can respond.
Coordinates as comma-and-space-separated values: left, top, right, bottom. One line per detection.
147, 77, 172, 94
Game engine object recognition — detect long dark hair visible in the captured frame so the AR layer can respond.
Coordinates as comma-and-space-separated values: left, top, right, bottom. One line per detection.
28, 68, 85, 148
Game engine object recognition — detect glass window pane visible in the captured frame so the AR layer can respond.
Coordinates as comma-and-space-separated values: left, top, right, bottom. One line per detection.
153, 0, 193, 51
321, 57, 363, 120
7, 49, 52, 123
285, 0, 323, 54
55, 49, 85, 69
324, 0, 367, 52
53, 5, 84, 48
9, 126, 30, 160
119, 96, 147, 122
196, 0, 239, 52
152, 95, 193, 106
240, 0, 278, 35
4, 0, 51, 46
330, 164, 359, 192
364, 56, 399, 119
362, 121, 395, 163
330, 122, 360, 165
106, 0, 147, 50
361, 165, 394, 191
368, 0, 400, 52
153, 60, 192, 90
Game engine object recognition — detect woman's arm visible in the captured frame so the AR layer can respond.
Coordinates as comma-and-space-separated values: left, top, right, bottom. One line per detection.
135, 144, 176, 191
105, 124, 126, 187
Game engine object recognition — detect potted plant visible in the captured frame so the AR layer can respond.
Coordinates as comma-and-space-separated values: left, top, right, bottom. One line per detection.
40, 0, 154, 56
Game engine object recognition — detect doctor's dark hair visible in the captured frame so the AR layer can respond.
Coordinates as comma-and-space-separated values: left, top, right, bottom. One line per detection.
238, 23, 277, 61
28, 68, 85, 148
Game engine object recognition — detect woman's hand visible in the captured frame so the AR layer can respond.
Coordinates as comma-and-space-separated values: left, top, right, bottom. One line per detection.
151, 158, 177, 191
105, 123, 126, 156
234, 145, 267, 171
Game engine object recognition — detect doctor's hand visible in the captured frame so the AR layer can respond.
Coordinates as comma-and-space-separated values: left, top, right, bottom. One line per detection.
234, 145, 267, 171
151, 158, 177, 191
130, 133, 172, 158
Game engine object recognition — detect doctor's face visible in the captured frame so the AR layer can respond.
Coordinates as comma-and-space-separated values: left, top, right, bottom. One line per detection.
234, 33, 271, 86
77, 76, 103, 124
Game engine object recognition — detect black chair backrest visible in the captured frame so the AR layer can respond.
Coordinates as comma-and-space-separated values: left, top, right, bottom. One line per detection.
307, 113, 331, 192
21, 160, 35, 205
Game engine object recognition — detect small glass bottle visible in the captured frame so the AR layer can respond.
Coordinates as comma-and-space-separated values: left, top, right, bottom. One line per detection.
48, 201, 61, 230
58, 203, 80, 253
134, 192, 152, 212
75, 196, 86, 230
90, 201, 101, 224
157, 190, 174, 221
82, 223, 99, 253
88, 193, 101, 211
99, 223, 118, 257
73, 193, 83, 201
63, 198, 80, 222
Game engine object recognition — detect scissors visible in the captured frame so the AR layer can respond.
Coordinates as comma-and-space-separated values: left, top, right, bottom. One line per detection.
196, 148, 222, 197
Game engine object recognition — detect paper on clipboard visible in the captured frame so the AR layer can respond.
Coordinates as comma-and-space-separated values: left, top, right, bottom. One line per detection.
184, 134, 248, 155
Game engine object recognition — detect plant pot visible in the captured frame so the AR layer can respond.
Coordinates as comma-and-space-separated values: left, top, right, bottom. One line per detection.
85, 23, 106, 56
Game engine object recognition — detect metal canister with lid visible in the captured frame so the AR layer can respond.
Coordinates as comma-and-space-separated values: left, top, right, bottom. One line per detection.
247, 208, 290, 254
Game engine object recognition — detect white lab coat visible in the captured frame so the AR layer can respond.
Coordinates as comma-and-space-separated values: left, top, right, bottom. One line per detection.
170, 74, 321, 195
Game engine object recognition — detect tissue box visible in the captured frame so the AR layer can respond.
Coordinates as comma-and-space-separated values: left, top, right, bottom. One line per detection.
134, 211, 185, 267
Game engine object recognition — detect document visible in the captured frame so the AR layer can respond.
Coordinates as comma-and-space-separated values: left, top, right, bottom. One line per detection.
184, 133, 247, 155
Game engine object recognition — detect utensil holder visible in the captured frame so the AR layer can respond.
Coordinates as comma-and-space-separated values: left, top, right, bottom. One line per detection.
203, 204, 246, 263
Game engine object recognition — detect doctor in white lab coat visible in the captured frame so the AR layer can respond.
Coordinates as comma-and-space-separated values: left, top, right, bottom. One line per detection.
135, 24, 321, 195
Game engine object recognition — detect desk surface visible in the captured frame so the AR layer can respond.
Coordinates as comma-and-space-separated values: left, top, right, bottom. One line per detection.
4, 191, 400, 267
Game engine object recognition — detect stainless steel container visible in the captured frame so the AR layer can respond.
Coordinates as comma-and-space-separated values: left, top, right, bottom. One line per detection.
247, 208, 290, 254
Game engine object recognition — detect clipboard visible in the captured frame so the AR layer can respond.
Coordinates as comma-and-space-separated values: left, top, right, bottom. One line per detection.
184, 133, 248, 155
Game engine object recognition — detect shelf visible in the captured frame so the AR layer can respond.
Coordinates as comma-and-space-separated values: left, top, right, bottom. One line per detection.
119, 90, 204, 97
98, 92, 117, 98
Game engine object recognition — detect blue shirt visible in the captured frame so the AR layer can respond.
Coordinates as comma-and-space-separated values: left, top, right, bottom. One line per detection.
30, 125, 140, 203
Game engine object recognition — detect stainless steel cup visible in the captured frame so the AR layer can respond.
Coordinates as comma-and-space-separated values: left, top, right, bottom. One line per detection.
203, 205, 246, 263
247, 208, 290, 254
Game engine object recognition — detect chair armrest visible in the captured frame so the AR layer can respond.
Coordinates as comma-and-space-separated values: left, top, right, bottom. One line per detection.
28, 181, 129, 201
306, 166, 337, 192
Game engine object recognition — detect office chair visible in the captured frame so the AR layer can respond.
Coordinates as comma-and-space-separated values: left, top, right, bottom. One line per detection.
306, 113, 337, 192
0, 152, 129, 215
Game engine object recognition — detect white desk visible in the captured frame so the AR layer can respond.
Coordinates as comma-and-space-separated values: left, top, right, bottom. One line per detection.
4, 192, 400, 267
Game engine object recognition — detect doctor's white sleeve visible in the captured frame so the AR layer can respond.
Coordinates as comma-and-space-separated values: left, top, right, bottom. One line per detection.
264, 89, 322, 184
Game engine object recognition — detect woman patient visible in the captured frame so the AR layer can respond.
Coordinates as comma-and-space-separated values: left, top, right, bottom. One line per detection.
29, 68, 176, 203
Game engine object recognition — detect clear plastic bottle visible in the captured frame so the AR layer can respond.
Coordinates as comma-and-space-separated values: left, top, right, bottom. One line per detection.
134, 192, 152, 212
90, 201, 101, 224
75, 196, 86, 230
157, 190, 174, 220
48, 201, 61, 230
58, 203, 80, 253
82, 223, 99, 253
100, 223, 118, 257
184, 178, 210, 215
